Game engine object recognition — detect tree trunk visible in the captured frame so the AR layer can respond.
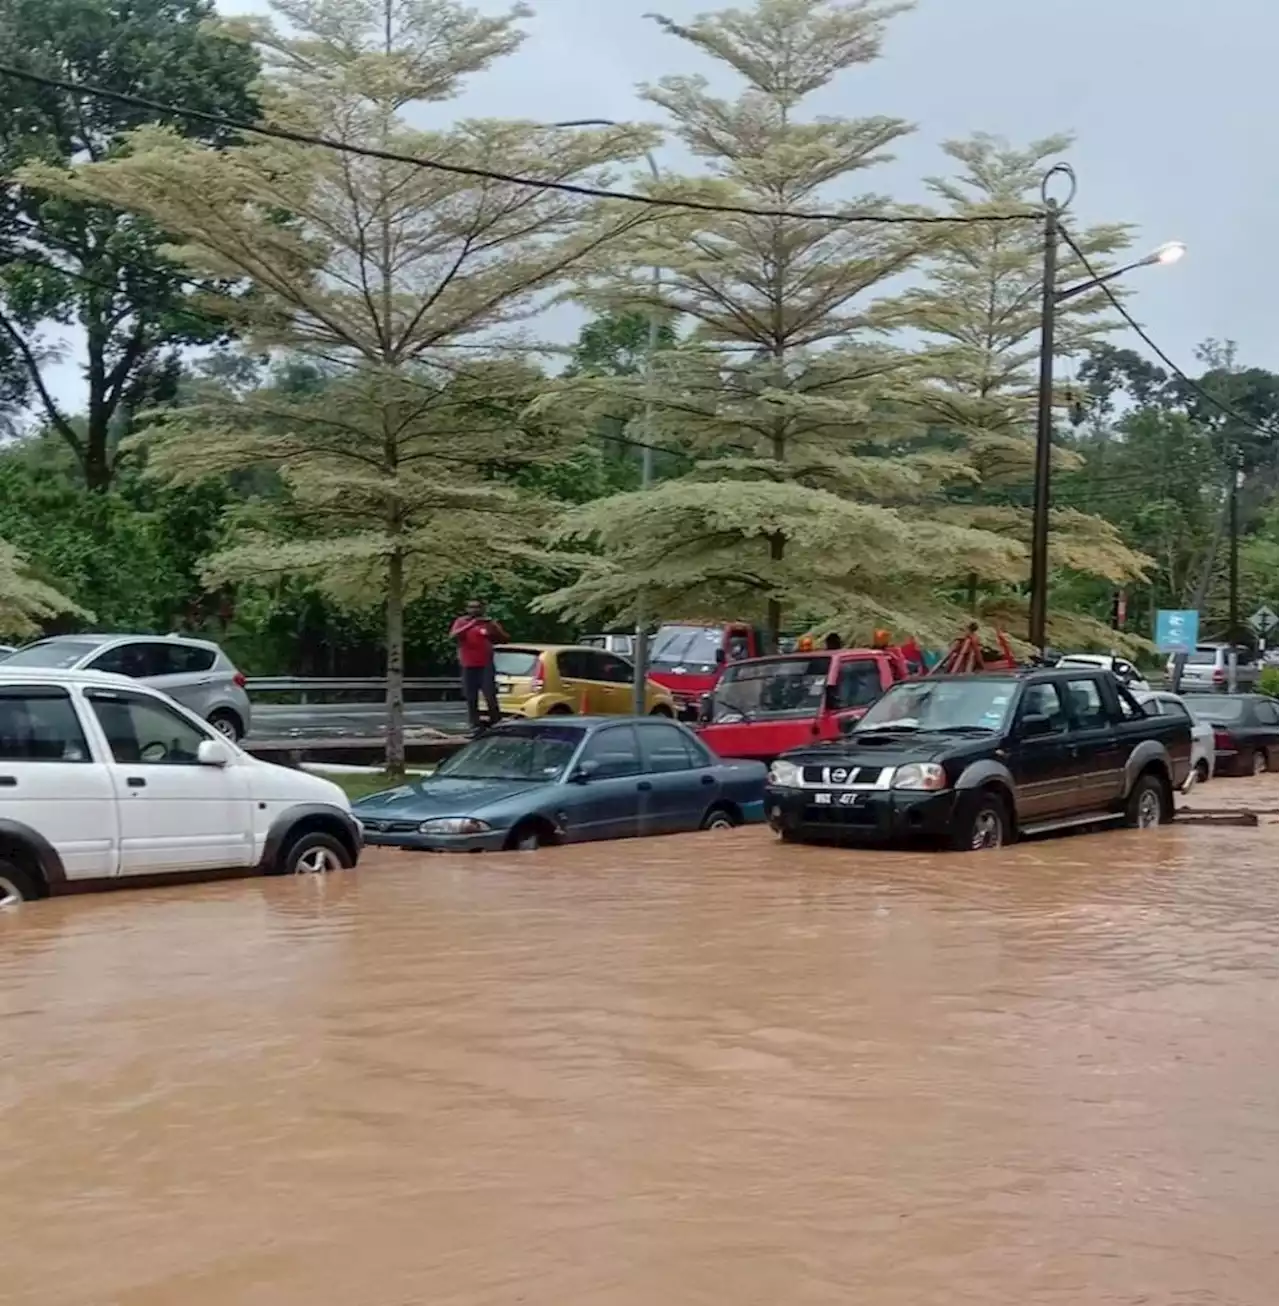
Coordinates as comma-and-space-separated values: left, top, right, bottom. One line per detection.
384, 549, 406, 776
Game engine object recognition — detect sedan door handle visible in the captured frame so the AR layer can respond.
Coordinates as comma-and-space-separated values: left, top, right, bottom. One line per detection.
700, 773, 715, 785
127, 776, 146, 788
637, 780, 653, 791
0, 775, 15, 787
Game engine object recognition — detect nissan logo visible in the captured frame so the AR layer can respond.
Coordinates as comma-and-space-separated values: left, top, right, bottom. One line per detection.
829, 768, 848, 783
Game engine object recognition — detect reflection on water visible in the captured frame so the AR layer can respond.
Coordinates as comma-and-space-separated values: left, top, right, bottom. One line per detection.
1, 777, 1276, 1305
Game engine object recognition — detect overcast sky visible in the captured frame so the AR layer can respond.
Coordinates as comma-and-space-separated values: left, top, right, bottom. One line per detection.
42, 0, 1280, 406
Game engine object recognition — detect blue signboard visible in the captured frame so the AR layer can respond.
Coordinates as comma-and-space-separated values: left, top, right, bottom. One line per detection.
1155, 609, 1200, 654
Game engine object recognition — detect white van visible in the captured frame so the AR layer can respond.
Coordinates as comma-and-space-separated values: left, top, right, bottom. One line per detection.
0, 667, 360, 905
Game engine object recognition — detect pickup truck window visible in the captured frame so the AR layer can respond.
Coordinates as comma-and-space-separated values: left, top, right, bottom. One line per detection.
831, 658, 883, 711
1019, 682, 1068, 731
1061, 677, 1108, 730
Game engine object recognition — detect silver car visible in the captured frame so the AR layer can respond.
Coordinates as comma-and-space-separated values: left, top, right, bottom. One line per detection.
2, 634, 252, 739
1166, 643, 1260, 692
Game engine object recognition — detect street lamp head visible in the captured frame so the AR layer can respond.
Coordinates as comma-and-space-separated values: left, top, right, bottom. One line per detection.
1146, 240, 1187, 267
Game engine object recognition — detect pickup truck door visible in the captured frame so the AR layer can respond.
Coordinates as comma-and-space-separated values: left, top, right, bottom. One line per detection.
1059, 675, 1126, 810
1008, 683, 1076, 820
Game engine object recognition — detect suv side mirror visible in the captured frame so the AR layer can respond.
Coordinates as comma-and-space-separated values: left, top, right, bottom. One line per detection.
570, 759, 600, 784
1018, 713, 1053, 738
197, 738, 231, 766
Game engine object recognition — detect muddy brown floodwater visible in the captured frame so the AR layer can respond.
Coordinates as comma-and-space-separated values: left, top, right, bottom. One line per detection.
1, 777, 1276, 1306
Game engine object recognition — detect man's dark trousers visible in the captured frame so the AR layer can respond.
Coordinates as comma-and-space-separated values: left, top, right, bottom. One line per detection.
462, 663, 500, 730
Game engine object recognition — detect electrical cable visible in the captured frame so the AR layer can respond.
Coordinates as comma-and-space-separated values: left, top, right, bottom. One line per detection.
0, 62, 1041, 227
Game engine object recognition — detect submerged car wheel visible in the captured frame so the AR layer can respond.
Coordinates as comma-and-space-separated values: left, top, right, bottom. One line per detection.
951, 792, 1009, 852
280, 832, 353, 875
1124, 774, 1168, 829
0, 857, 38, 906
507, 821, 549, 851
1252, 748, 1270, 776
1194, 758, 1210, 784
700, 806, 737, 832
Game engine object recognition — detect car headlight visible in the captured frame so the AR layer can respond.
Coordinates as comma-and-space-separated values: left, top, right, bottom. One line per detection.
768, 759, 802, 787
417, 818, 492, 835
891, 763, 948, 792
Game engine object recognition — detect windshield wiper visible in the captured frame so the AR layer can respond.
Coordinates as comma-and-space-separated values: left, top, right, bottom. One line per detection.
856, 722, 920, 733
930, 725, 997, 734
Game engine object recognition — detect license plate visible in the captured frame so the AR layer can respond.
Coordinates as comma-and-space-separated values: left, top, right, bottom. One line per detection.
815, 791, 864, 807
496, 680, 513, 693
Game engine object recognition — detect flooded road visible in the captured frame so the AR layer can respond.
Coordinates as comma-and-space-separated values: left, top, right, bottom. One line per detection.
2, 777, 1276, 1306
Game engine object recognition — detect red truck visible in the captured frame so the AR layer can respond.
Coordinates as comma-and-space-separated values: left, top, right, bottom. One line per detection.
695, 625, 1018, 764
696, 646, 914, 763
645, 621, 764, 720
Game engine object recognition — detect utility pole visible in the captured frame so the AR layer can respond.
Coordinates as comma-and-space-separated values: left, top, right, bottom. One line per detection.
1227, 453, 1242, 648
1170, 479, 1232, 693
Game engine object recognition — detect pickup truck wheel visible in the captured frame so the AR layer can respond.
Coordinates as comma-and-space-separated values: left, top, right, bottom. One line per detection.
0, 858, 38, 906
950, 792, 1009, 852
280, 832, 353, 875
1124, 774, 1168, 829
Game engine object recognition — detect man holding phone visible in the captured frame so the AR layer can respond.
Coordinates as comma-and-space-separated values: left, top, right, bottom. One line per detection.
450, 598, 510, 734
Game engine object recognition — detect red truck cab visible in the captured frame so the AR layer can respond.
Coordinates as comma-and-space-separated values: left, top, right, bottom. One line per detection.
645, 622, 762, 720
697, 648, 911, 763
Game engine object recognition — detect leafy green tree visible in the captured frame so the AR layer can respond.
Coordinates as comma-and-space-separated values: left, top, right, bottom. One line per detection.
25, 0, 656, 768
886, 132, 1149, 647
536, 0, 1023, 646
0, 0, 260, 489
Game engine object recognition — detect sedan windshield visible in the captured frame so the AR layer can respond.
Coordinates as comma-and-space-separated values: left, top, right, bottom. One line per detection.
856, 677, 1018, 733
649, 625, 722, 671
434, 725, 584, 781
3, 639, 103, 668
711, 656, 829, 721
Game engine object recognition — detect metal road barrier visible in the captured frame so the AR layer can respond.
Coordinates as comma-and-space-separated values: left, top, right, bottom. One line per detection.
246, 676, 461, 703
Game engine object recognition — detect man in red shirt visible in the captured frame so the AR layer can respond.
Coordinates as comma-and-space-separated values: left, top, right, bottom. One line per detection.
450, 598, 509, 733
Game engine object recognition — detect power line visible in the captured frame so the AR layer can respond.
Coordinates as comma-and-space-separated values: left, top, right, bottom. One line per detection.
0, 62, 1040, 228
1058, 224, 1276, 441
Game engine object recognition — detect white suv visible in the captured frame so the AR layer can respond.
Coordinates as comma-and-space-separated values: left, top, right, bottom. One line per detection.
0, 668, 361, 906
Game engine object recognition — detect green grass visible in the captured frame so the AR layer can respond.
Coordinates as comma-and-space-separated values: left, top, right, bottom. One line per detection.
315, 771, 417, 801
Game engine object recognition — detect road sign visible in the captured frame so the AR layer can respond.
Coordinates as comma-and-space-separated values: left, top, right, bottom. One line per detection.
1155, 609, 1200, 654
1248, 605, 1278, 636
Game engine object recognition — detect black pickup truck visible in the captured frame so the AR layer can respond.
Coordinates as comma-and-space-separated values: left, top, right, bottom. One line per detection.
765, 667, 1192, 851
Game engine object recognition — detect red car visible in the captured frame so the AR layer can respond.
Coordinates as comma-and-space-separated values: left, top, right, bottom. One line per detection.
645, 622, 763, 720
697, 648, 910, 763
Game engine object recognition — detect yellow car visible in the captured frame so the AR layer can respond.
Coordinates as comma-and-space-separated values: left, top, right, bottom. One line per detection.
493, 644, 676, 718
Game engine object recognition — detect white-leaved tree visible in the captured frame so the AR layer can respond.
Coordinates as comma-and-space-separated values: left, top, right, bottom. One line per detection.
23, 0, 658, 768
532, 0, 1027, 647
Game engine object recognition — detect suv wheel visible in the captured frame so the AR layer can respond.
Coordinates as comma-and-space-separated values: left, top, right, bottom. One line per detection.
1124, 774, 1168, 829
951, 792, 1009, 852
208, 710, 243, 742
1252, 748, 1269, 776
280, 832, 353, 876
0, 858, 39, 906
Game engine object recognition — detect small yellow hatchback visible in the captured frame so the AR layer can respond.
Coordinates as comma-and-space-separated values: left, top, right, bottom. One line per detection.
493, 644, 676, 719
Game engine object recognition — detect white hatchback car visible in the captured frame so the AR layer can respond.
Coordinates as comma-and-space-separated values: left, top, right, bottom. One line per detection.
1135, 690, 1215, 787
0, 668, 361, 906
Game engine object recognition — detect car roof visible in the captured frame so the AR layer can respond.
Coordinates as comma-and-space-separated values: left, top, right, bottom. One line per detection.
23, 632, 221, 650
490, 715, 688, 729
0, 666, 151, 688
496, 643, 631, 655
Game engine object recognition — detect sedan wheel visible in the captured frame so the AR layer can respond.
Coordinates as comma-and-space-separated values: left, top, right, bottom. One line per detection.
701, 808, 736, 832
1252, 749, 1269, 776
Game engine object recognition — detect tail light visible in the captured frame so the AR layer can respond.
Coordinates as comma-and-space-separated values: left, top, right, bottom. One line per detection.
1212, 668, 1226, 683
1213, 728, 1232, 752
232, 672, 247, 689
529, 656, 545, 692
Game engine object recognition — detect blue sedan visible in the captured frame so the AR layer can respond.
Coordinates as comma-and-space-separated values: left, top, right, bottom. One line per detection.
354, 716, 767, 852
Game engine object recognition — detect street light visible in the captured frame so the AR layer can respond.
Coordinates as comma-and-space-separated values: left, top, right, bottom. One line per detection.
546, 118, 663, 713
1027, 163, 1185, 652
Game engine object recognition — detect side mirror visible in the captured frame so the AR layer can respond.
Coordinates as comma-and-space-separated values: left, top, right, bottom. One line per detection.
697, 693, 713, 723
570, 758, 600, 784
715, 647, 727, 665
197, 738, 231, 766
1018, 713, 1053, 738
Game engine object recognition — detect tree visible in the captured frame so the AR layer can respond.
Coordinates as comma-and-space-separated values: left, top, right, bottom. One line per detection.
24, 0, 657, 769
536, 0, 1024, 647
0, 0, 261, 489
886, 132, 1149, 648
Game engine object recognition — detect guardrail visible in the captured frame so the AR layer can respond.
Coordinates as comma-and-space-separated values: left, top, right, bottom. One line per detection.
246, 676, 461, 703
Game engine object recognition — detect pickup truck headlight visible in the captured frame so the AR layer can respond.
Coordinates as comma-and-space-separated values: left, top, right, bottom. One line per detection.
417, 818, 492, 834
768, 759, 802, 787
891, 763, 948, 792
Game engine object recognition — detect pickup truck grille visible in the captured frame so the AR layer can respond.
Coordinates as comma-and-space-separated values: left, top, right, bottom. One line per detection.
801, 765, 884, 787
